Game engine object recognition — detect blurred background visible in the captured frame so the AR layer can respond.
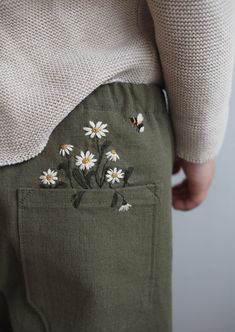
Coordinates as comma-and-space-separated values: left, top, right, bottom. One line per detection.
172, 69, 235, 332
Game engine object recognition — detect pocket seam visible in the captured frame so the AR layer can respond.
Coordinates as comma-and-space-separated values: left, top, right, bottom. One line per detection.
17, 183, 160, 209
17, 199, 51, 332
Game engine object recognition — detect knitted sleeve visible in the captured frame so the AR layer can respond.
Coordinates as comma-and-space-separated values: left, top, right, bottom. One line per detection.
146, 0, 235, 163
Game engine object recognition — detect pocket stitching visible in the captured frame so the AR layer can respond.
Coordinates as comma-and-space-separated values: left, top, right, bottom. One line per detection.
17, 200, 51, 332
18, 183, 159, 208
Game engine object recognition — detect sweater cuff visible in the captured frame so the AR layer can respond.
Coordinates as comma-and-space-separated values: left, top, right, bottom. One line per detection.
170, 105, 230, 164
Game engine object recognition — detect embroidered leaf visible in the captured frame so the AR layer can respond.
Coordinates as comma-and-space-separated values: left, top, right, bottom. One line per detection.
100, 166, 111, 187
72, 169, 88, 189
57, 181, 68, 188
58, 162, 73, 188
39, 182, 57, 189
123, 167, 134, 186
58, 162, 72, 177
111, 192, 118, 207
57, 162, 67, 171
72, 191, 85, 208
40, 183, 51, 189
101, 140, 112, 154
84, 170, 96, 188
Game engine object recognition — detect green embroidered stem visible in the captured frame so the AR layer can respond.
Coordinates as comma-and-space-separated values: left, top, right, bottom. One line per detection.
57, 159, 74, 188
72, 168, 89, 189
67, 158, 74, 188
82, 169, 92, 189
95, 136, 100, 155
95, 137, 103, 188
100, 160, 109, 187
123, 167, 134, 187
110, 190, 127, 208
72, 190, 85, 208
115, 190, 125, 200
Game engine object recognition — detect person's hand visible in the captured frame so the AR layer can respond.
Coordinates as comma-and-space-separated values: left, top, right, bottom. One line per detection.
172, 156, 216, 211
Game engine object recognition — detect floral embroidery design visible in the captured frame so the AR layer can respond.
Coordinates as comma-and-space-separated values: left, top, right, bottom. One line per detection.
106, 168, 124, 184
106, 149, 120, 162
39, 169, 58, 187
59, 144, 74, 157
75, 151, 97, 171
83, 121, 109, 138
39, 121, 134, 211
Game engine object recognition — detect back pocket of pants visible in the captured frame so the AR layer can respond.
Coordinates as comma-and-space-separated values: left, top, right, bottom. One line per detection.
17, 183, 161, 331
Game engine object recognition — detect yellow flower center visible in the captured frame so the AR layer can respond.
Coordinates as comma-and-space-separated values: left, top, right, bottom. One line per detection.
82, 158, 89, 164
46, 175, 53, 181
111, 149, 116, 155
112, 172, 118, 178
61, 144, 69, 149
92, 127, 100, 133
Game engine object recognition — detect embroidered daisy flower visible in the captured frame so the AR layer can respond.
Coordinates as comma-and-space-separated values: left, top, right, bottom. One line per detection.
106, 167, 124, 184
119, 202, 132, 212
106, 149, 120, 162
83, 121, 109, 139
39, 169, 58, 186
75, 151, 97, 171
59, 144, 74, 157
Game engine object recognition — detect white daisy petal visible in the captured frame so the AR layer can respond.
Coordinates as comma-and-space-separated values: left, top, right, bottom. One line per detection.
105, 167, 124, 184
119, 203, 132, 212
83, 127, 91, 132
60, 144, 74, 157
106, 149, 120, 162
39, 169, 59, 186
75, 150, 97, 171
83, 121, 109, 139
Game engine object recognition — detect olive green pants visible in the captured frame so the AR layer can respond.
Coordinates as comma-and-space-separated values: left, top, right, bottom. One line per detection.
0, 82, 175, 332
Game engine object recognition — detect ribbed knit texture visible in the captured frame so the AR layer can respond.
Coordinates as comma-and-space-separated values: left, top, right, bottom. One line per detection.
0, 0, 234, 166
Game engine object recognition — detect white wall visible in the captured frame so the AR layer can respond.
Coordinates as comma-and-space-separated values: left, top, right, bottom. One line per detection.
172, 69, 235, 332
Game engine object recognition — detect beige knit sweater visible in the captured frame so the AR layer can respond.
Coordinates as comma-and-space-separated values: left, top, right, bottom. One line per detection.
0, 0, 234, 166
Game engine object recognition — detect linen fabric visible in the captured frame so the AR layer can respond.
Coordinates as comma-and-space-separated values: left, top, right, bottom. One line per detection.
0, 82, 174, 331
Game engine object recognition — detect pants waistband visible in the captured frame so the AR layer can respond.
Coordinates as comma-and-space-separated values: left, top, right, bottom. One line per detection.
79, 82, 166, 114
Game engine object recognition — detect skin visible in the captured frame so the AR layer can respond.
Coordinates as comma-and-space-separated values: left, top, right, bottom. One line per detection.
172, 156, 216, 211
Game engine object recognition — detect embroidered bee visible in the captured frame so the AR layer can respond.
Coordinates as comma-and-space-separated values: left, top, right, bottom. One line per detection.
130, 113, 144, 133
